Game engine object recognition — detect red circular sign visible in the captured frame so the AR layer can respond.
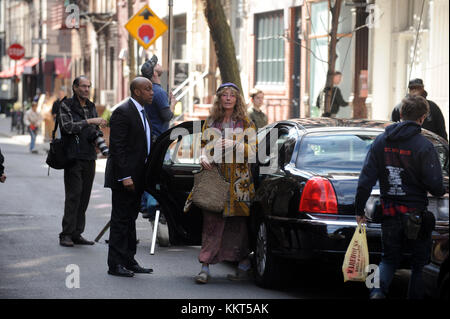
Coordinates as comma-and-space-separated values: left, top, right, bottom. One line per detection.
138, 24, 155, 44
7, 43, 25, 60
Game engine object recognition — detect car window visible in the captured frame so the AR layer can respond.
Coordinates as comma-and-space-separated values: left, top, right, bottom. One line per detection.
296, 132, 379, 173
163, 132, 202, 165
258, 126, 291, 166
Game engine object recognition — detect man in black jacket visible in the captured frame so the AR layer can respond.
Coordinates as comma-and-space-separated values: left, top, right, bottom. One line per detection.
316, 71, 349, 118
355, 95, 445, 299
58, 76, 107, 247
139, 56, 176, 241
105, 77, 154, 277
391, 78, 447, 141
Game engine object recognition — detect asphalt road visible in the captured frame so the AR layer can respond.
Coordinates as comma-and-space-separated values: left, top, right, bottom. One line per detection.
0, 133, 410, 301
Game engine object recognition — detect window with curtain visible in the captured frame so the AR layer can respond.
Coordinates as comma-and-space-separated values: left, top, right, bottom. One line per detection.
255, 10, 285, 85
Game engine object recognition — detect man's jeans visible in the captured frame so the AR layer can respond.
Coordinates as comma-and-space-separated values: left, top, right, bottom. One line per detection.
371, 214, 432, 299
28, 127, 36, 151
141, 191, 159, 219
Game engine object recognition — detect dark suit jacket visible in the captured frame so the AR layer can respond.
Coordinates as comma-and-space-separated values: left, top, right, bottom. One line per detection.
105, 98, 152, 192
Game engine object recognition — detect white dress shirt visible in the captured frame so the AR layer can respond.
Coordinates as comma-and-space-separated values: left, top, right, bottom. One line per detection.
130, 97, 151, 155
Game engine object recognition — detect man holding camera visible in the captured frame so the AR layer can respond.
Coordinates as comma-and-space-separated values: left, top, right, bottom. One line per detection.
139, 56, 176, 242
57, 76, 107, 247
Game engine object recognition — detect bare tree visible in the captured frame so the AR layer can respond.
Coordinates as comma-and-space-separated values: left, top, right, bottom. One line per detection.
202, 0, 242, 92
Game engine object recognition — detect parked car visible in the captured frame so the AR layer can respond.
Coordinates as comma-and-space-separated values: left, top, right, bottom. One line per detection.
423, 231, 449, 299
145, 118, 449, 289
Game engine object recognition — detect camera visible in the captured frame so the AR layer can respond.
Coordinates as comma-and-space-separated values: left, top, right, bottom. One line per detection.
86, 126, 109, 156
94, 135, 109, 157
141, 55, 158, 80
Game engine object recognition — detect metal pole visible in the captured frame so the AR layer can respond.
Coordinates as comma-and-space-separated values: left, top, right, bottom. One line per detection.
150, 209, 160, 255
38, 0, 43, 92
95, 220, 111, 243
167, 0, 174, 94
128, 0, 136, 80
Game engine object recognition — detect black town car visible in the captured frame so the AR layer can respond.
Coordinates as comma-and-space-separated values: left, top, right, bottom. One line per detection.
145, 118, 449, 291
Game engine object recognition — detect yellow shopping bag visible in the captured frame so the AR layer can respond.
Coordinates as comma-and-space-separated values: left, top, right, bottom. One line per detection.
342, 223, 369, 282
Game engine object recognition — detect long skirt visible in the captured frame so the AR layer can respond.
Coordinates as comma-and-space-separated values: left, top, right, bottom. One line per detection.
198, 210, 250, 265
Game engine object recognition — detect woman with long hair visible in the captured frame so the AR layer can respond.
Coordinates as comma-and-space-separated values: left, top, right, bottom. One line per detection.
184, 82, 257, 284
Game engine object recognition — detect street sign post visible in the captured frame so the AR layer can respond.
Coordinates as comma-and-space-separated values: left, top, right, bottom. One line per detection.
7, 43, 25, 60
32, 38, 49, 45
125, 5, 168, 50
7, 43, 25, 83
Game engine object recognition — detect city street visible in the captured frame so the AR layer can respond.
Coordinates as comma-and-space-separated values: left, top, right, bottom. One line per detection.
0, 116, 410, 300
0, 0, 447, 311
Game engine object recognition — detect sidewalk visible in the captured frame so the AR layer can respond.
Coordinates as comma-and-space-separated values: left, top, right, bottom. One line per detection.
0, 113, 106, 172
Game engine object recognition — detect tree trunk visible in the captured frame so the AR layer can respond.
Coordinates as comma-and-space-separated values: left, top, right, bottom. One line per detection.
353, 2, 369, 119
202, 0, 242, 92
324, 0, 342, 116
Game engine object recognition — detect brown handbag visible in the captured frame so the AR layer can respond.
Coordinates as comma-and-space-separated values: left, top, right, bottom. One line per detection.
191, 166, 230, 213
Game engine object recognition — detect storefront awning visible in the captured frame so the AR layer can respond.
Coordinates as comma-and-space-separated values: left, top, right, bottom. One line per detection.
0, 58, 40, 78
54, 57, 71, 78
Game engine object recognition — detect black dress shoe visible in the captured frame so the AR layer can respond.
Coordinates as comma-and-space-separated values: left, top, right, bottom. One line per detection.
59, 235, 74, 247
72, 236, 95, 245
126, 264, 153, 274
108, 265, 134, 277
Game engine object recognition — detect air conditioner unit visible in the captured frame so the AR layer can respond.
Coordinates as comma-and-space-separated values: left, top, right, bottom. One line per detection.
100, 90, 116, 107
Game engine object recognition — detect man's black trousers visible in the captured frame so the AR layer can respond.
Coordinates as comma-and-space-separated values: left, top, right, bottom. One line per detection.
60, 159, 96, 239
107, 188, 142, 269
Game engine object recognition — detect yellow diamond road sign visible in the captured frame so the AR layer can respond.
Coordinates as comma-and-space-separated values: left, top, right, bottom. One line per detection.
125, 5, 168, 49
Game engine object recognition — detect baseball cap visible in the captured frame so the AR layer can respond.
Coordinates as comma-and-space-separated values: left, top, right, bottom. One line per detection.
141, 55, 158, 80
408, 78, 424, 88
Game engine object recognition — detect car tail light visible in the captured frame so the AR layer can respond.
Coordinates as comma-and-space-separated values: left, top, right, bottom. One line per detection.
299, 177, 338, 214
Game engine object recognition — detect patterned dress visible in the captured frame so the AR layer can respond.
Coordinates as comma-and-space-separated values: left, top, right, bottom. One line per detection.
185, 117, 257, 264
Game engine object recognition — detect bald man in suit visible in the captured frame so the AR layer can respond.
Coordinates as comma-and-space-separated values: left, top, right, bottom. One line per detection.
105, 77, 154, 277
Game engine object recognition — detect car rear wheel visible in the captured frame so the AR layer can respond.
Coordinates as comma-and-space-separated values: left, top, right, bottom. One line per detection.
252, 219, 290, 288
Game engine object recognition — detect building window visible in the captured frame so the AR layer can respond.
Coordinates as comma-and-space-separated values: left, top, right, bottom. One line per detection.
173, 14, 186, 60
255, 10, 285, 85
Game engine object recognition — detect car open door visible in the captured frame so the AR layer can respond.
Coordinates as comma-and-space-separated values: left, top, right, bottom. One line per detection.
145, 120, 204, 245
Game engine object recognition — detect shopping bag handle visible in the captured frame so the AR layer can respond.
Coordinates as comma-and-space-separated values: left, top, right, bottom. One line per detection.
356, 222, 366, 235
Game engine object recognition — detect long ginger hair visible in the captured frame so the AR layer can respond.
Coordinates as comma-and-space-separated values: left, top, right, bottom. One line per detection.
209, 86, 248, 123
